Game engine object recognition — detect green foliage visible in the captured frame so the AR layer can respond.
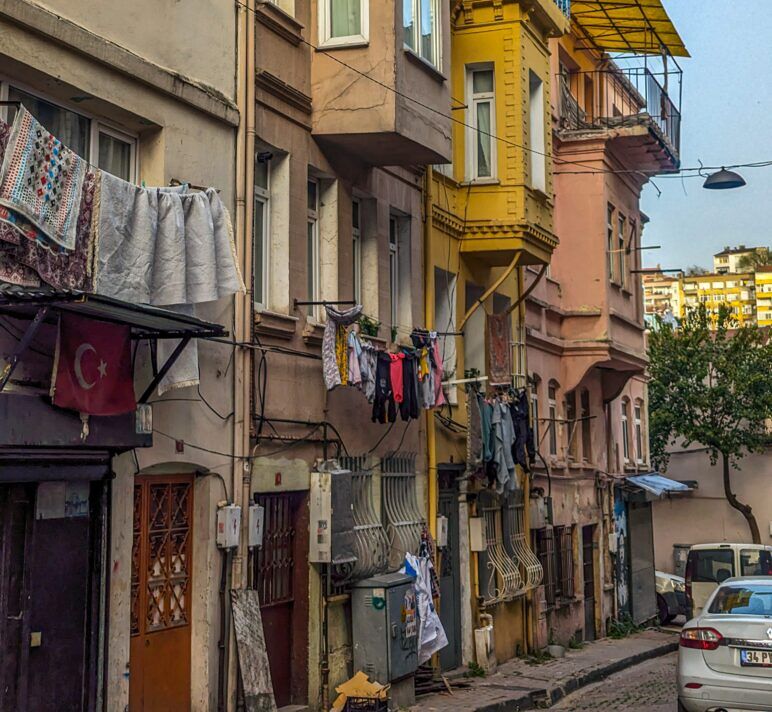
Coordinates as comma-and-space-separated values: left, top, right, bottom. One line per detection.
524, 649, 553, 665
465, 661, 487, 677
567, 635, 585, 650
358, 314, 381, 337
736, 249, 771, 272
608, 614, 642, 640
464, 367, 481, 380
648, 304, 772, 471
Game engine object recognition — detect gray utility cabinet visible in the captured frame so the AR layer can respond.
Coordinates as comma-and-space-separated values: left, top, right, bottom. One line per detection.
352, 573, 420, 684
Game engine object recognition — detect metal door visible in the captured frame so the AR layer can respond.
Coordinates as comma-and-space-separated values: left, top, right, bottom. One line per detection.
130, 475, 193, 711
582, 525, 596, 641
628, 500, 657, 624
0, 485, 33, 711
253, 492, 306, 708
437, 469, 461, 671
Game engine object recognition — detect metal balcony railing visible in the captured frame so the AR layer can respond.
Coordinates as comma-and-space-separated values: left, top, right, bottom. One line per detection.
558, 66, 681, 154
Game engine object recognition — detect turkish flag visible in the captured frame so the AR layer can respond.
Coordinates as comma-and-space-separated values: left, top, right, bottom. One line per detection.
52, 313, 136, 416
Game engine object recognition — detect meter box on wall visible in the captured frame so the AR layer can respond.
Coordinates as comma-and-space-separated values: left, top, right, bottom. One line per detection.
309, 467, 356, 567
351, 572, 420, 685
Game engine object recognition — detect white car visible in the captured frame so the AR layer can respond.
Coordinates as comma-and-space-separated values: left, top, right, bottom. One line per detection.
678, 577, 772, 711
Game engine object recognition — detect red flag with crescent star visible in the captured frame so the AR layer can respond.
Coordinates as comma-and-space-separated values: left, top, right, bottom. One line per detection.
52, 313, 136, 416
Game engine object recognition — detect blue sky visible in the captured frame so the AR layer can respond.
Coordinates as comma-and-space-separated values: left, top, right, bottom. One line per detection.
640, 0, 772, 270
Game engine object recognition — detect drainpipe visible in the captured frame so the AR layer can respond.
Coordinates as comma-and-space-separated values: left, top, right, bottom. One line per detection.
424, 167, 437, 537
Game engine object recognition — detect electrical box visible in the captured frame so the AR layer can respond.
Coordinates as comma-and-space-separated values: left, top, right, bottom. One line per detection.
309, 467, 356, 566
352, 573, 420, 685
436, 515, 448, 548
469, 517, 486, 552
608, 531, 618, 554
248, 503, 265, 548
216, 505, 241, 549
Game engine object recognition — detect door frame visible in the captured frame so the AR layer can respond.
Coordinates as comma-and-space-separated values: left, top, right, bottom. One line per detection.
437, 465, 463, 671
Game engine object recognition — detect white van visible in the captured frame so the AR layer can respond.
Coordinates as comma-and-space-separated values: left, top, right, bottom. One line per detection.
685, 543, 772, 618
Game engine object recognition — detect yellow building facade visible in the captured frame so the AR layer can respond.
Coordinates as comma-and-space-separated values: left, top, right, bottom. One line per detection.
755, 267, 772, 327
425, 0, 569, 668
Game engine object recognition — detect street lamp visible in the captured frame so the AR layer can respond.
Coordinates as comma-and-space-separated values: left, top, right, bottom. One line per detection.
703, 167, 747, 190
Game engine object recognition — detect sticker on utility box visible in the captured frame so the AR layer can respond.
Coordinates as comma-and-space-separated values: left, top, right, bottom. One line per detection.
403, 588, 417, 638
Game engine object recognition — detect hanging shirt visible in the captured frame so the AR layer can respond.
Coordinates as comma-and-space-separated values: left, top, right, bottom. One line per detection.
348, 331, 362, 386
400, 352, 420, 421
491, 402, 517, 493
389, 352, 405, 403
430, 334, 446, 408
372, 352, 397, 424
322, 304, 364, 390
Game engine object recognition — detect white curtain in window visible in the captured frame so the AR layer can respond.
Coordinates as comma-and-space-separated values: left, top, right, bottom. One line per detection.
403, 0, 415, 49
331, 0, 361, 37
476, 102, 492, 177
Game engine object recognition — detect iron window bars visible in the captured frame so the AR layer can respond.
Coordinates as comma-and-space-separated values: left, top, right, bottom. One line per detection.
502, 490, 543, 591
477, 489, 522, 606
381, 453, 425, 572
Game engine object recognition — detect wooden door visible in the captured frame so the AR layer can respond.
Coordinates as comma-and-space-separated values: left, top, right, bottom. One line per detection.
0, 485, 33, 711
582, 525, 596, 642
130, 475, 193, 712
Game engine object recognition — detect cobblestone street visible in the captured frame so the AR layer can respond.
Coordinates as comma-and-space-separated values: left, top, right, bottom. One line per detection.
551, 652, 678, 711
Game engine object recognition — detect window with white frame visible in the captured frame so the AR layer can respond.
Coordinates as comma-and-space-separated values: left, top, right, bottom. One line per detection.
548, 381, 558, 457
320, 0, 368, 47
607, 204, 616, 282
3, 84, 137, 183
389, 216, 399, 329
307, 178, 320, 317
352, 199, 362, 303
634, 400, 644, 463
253, 155, 270, 307
403, 0, 441, 68
617, 213, 627, 288
466, 66, 496, 181
621, 399, 631, 463
528, 71, 546, 193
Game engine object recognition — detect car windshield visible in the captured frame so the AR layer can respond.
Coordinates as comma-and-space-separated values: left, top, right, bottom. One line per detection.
708, 585, 772, 615
740, 549, 772, 576
688, 549, 735, 583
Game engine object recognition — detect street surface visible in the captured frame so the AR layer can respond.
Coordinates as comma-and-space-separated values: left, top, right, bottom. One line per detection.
551, 651, 678, 711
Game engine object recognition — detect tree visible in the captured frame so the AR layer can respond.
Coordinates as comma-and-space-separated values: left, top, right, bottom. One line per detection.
684, 264, 708, 276
736, 248, 771, 272
648, 304, 772, 543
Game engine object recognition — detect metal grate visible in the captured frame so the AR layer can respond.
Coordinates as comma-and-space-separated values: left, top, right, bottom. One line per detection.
555, 525, 575, 600
340, 455, 389, 581
381, 453, 425, 571
478, 490, 522, 605
254, 493, 297, 607
503, 490, 543, 591
534, 528, 556, 607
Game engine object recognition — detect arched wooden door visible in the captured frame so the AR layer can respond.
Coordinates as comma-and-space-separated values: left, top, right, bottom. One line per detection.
130, 475, 193, 711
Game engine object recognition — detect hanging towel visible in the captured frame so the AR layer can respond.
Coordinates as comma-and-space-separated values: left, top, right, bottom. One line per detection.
322, 304, 363, 390
486, 313, 512, 386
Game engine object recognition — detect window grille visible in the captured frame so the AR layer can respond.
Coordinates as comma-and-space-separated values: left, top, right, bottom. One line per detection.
502, 490, 543, 591
534, 528, 556, 607
477, 489, 522, 605
555, 525, 575, 600
381, 453, 424, 571
340, 455, 389, 580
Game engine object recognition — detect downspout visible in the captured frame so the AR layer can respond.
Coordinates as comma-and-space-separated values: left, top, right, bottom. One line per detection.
424, 167, 437, 538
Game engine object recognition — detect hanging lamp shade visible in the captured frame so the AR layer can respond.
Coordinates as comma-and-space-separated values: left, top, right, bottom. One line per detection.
703, 168, 746, 190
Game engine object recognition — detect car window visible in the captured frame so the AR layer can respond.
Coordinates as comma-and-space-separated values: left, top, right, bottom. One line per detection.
741, 549, 772, 576
688, 549, 735, 583
708, 585, 772, 615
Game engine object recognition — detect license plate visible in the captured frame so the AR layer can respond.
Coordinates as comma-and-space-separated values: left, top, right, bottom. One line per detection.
740, 649, 772, 667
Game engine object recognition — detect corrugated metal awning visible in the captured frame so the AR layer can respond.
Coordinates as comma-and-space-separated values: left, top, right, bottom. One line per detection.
571, 0, 689, 57
626, 472, 692, 497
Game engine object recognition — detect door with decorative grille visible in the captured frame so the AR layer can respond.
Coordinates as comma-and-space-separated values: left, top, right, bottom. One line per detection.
252, 491, 307, 708
130, 475, 193, 711
582, 525, 597, 641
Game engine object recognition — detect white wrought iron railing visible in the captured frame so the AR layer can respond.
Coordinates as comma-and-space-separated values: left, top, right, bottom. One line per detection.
381, 453, 425, 571
503, 490, 544, 590
478, 489, 523, 605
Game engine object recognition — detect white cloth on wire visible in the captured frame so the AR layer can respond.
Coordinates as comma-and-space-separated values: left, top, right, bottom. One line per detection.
403, 552, 448, 665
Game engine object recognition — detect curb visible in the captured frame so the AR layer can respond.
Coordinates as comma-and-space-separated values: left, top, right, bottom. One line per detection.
472, 640, 679, 712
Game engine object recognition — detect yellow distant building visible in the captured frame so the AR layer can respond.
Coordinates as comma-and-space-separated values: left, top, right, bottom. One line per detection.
756, 267, 772, 327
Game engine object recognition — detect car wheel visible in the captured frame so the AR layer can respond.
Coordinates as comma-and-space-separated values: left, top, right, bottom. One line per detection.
657, 594, 670, 625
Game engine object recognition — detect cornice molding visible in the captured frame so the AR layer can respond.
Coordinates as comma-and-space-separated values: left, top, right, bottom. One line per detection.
255, 70, 312, 115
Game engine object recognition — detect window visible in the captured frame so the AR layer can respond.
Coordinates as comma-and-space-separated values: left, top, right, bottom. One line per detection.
634, 400, 644, 464
352, 199, 362, 304
555, 526, 575, 600
709, 584, 772, 615
403, 0, 440, 68
5, 85, 137, 182
617, 214, 627, 289
534, 528, 556, 606
466, 66, 496, 181
528, 71, 546, 193
621, 399, 630, 463
566, 391, 578, 463
320, 0, 368, 47
607, 204, 616, 281
548, 381, 558, 457
389, 216, 399, 329
741, 550, 772, 577
530, 377, 540, 454
253, 156, 270, 307
307, 178, 320, 317
687, 549, 735, 584
580, 389, 591, 463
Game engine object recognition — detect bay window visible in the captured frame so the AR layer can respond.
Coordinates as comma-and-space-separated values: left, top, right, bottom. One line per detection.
320, 0, 368, 47
467, 66, 496, 181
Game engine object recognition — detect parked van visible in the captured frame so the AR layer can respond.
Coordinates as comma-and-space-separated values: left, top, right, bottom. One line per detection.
684, 543, 772, 618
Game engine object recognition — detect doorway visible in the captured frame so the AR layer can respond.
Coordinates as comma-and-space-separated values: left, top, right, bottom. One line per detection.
130, 475, 194, 711
253, 491, 308, 708
438, 467, 462, 671
582, 524, 597, 642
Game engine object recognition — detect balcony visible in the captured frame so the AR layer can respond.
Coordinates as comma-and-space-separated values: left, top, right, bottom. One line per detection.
557, 65, 681, 171
554, 0, 571, 16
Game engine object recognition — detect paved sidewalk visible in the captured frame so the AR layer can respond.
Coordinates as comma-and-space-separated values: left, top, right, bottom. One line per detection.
412, 629, 679, 711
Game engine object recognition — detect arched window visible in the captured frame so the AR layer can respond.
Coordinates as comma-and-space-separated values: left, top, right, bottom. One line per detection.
621, 398, 631, 464
547, 380, 559, 457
